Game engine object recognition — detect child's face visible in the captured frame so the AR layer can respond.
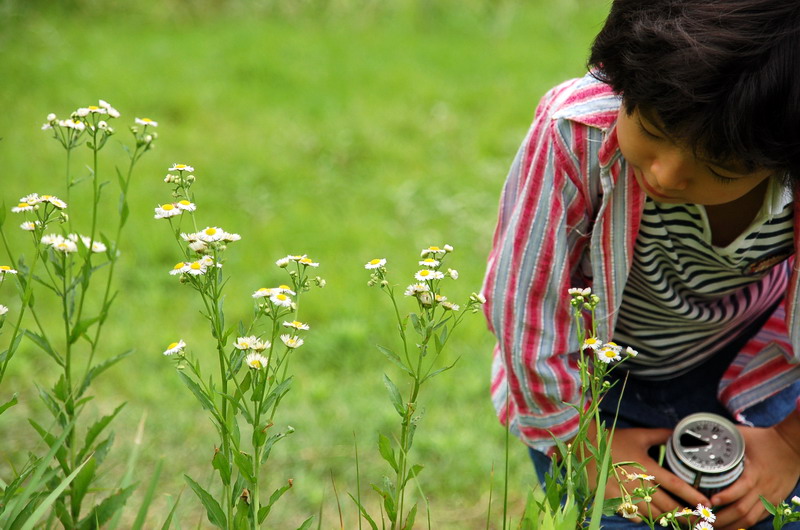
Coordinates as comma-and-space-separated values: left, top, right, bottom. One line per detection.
616, 106, 773, 205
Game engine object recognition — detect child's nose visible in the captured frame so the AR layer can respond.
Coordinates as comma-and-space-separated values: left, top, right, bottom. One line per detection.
650, 153, 689, 191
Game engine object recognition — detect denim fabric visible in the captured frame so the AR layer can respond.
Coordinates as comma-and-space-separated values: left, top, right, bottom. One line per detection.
527, 309, 800, 529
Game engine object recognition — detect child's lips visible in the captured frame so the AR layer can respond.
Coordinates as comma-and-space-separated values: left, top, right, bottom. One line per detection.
637, 172, 673, 199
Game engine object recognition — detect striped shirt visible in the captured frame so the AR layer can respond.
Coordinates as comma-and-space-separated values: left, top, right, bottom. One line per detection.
482, 73, 800, 451
616, 182, 794, 378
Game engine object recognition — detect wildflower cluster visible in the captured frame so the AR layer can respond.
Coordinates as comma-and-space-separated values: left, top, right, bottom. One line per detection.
157, 163, 320, 529
0, 101, 156, 528
651, 503, 716, 529
359, 244, 485, 529
761, 495, 800, 528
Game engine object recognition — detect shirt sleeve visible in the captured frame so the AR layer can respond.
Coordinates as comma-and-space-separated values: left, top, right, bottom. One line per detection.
482, 87, 597, 451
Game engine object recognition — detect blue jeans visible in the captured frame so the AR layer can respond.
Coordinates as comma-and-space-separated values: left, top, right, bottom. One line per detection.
528, 322, 800, 529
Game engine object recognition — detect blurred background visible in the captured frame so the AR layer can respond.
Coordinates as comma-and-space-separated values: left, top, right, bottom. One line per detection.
0, 0, 609, 527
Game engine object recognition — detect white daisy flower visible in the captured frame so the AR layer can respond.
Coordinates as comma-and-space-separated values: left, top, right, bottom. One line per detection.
46, 113, 57, 122
283, 320, 310, 331
0, 305, 7, 316
443, 244, 454, 252
617, 502, 638, 519
154, 203, 182, 219
625, 472, 655, 481
695, 504, 715, 523
441, 301, 460, 311
435, 294, 447, 302
470, 292, 487, 304
222, 231, 240, 242
175, 200, 196, 211
252, 287, 275, 298
276, 285, 296, 295
298, 257, 319, 267
0, 266, 18, 275
163, 340, 186, 356
197, 226, 224, 242
245, 352, 269, 370
365, 258, 386, 269
53, 239, 78, 253
77, 235, 106, 253
169, 262, 189, 275
625, 346, 638, 357
97, 120, 110, 131
135, 117, 158, 127
270, 292, 293, 307
11, 202, 35, 213
447, 268, 459, 279
234, 336, 259, 350
793, 495, 800, 506
419, 292, 433, 306
20, 221, 39, 231
414, 269, 444, 282
275, 257, 291, 268
404, 283, 430, 296
20, 193, 41, 204
61, 118, 86, 131
98, 100, 120, 118
694, 522, 713, 530
199, 255, 216, 267
76, 105, 106, 117
186, 261, 208, 275
420, 246, 447, 257
169, 163, 194, 173
188, 241, 208, 253
582, 337, 602, 351
41, 234, 61, 246
597, 346, 621, 364
280, 334, 304, 349
41, 195, 67, 209
418, 258, 439, 268
676, 508, 695, 517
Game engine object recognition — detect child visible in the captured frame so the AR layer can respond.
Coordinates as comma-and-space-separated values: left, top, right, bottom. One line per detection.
481, 1, 800, 528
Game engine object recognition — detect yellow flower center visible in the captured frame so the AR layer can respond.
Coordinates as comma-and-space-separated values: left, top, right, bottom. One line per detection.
0, 266, 10, 271
190, 262, 202, 270
88, 105, 100, 110
428, 246, 441, 251
603, 349, 616, 358
173, 262, 185, 270
178, 200, 191, 206
17, 202, 29, 208
370, 259, 382, 265
205, 228, 217, 236
167, 342, 179, 349
250, 359, 262, 369
420, 270, 430, 277
276, 294, 288, 301
300, 258, 312, 264
162, 203, 175, 210
142, 118, 153, 123
292, 321, 303, 327
175, 164, 186, 169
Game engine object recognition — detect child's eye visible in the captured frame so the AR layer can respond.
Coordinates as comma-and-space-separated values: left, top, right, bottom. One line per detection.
708, 167, 736, 184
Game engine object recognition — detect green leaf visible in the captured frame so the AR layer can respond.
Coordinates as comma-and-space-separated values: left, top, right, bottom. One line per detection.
27, 419, 69, 475
78, 350, 134, 398
347, 493, 379, 530
296, 516, 314, 530
69, 315, 101, 345
382, 374, 405, 417
0, 332, 24, 365
77, 484, 136, 530
259, 480, 294, 524
377, 434, 398, 472
420, 357, 459, 384
24, 331, 64, 366
177, 371, 220, 420
404, 503, 417, 530
233, 450, 256, 484
16, 456, 91, 530
0, 394, 19, 416
131, 459, 162, 530
376, 344, 413, 376
78, 403, 126, 461
409, 313, 422, 335
403, 464, 423, 487
158, 491, 182, 530
212, 449, 232, 485
185, 475, 227, 528
70, 456, 97, 520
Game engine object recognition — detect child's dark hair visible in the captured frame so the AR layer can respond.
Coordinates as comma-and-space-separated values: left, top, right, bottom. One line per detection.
589, 0, 800, 184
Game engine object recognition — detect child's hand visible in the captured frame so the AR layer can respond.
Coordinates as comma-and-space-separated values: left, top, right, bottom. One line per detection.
587, 426, 711, 520
710, 425, 800, 530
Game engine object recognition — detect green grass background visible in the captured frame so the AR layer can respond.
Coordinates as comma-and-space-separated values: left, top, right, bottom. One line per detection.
0, 0, 610, 527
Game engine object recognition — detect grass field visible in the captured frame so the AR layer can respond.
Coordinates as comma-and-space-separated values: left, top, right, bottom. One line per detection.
0, 1, 610, 527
